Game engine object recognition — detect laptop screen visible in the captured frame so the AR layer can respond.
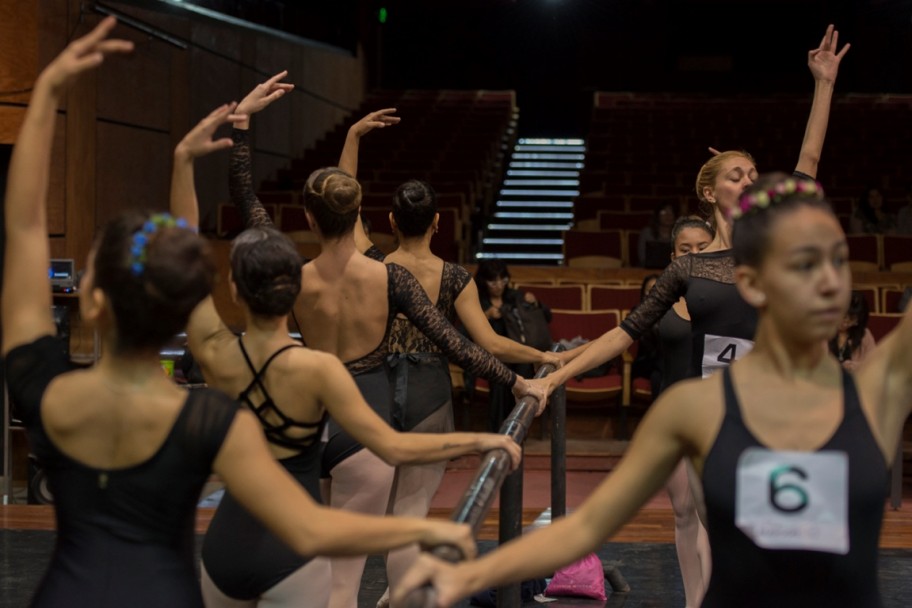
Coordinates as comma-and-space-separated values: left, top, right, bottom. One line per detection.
49, 259, 75, 287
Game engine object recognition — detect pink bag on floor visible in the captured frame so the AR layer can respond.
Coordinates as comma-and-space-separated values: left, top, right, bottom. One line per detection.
544, 552, 607, 600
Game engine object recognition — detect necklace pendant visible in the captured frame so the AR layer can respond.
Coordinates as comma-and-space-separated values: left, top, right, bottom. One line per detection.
98, 472, 108, 489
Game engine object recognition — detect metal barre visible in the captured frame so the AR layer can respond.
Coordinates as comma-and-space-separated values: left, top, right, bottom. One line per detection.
404, 346, 564, 608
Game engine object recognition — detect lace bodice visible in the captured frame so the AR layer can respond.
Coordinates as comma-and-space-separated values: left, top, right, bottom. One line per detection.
388, 262, 472, 353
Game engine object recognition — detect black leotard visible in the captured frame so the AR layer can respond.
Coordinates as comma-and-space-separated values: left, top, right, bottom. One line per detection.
5, 336, 238, 608
202, 341, 326, 600
386, 262, 472, 431
656, 306, 692, 393
701, 367, 886, 607
621, 250, 757, 379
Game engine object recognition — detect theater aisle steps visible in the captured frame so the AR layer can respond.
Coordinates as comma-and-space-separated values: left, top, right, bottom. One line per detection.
477, 138, 585, 264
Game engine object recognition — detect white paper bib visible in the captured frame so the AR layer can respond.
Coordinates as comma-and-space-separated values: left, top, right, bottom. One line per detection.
702, 334, 754, 378
735, 447, 849, 554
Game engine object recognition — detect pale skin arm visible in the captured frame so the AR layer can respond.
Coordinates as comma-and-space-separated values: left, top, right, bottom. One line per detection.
170, 105, 248, 366
312, 350, 522, 469
338, 108, 400, 178
2, 17, 132, 355
855, 305, 912, 463
214, 409, 477, 559
392, 382, 702, 607
528, 327, 633, 399
794, 24, 850, 179
455, 281, 559, 367
234, 70, 294, 132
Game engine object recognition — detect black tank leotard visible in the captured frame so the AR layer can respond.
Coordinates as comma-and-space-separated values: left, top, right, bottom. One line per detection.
700, 367, 886, 607
5, 336, 239, 608
656, 306, 692, 393
201, 340, 326, 600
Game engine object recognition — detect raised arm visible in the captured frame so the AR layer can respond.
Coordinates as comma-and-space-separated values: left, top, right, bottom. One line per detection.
214, 408, 477, 560
338, 108, 400, 178
1, 17, 132, 355
455, 280, 559, 367
229, 71, 294, 229
171, 105, 245, 364
310, 349, 521, 469
794, 24, 850, 179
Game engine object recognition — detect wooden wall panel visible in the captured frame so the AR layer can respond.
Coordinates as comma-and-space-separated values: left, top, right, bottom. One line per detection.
0, 106, 25, 145
0, 0, 38, 107
47, 115, 66, 235
95, 121, 170, 222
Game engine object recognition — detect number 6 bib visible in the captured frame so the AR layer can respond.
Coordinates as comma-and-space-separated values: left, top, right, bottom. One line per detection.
735, 447, 849, 554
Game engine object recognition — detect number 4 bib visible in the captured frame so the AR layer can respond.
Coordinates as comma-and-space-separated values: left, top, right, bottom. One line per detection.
702, 335, 754, 378
735, 447, 849, 555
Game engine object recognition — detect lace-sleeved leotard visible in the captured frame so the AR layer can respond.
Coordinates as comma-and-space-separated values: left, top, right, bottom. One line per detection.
5, 336, 239, 608
322, 263, 516, 474
201, 340, 327, 601
227, 130, 515, 474
621, 250, 757, 379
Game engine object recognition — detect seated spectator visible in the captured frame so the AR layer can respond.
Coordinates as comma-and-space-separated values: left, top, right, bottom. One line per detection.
849, 185, 896, 234
828, 290, 876, 370
636, 201, 676, 267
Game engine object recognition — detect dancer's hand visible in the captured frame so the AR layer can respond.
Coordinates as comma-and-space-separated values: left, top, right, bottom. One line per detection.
420, 521, 476, 561
478, 435, 522, 470
393, 554, 467, 608
512, 376, 547, 416
175, 103, 247, 160
808, 24, 850, 84
538, 350, 562, 371
39, 16, 133, 96
349, 108, 400, 138
235, 70, 294, 128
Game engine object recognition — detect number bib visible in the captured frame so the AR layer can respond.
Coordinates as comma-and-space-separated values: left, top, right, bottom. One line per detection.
735, 447, 849, 554
702, 335, 754, 378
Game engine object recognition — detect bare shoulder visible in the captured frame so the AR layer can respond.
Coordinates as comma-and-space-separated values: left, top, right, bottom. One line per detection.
650, 374, 726, 454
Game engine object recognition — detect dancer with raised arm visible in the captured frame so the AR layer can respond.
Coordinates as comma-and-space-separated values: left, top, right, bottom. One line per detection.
227, 75, 543, 608
169, 107, 521, 608
2, 18, 475, 608
397, 172, 911, 608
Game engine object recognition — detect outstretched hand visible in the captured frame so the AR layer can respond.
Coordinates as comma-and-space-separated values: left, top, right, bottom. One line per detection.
350, 108, 401, 138
393, 554, 466, 608
39, 16, 133, 95
176, 103, 248, 160
236, 70, 295, 127
808, 24, 850, 83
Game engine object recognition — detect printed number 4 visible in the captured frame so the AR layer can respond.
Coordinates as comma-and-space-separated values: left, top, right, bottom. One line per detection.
717, 343, 737, 364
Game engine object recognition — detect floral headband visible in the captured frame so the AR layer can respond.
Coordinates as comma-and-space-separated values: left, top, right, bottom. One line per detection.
730, 177, 825, 219
129, 213, 191, 277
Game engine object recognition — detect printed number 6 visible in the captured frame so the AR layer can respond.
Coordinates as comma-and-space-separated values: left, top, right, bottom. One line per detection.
769, 465, 809, 514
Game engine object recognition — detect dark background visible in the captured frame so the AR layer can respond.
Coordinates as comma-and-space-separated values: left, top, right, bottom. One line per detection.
165, 0, 912, 136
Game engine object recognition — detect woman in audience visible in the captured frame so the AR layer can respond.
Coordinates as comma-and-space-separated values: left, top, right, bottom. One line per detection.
472, 259, 553, 431
397, 171, 912, 608
849, 185, 896, 235
227, 76, 542, 608
169, 105, 522, 608
829, 290, 876, 371
636, 201, 677, 267
3, 19, 475, 608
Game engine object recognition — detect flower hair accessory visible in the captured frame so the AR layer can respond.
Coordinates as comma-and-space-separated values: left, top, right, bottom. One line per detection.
129, 213, 190, 277
731, 177, 825, 219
